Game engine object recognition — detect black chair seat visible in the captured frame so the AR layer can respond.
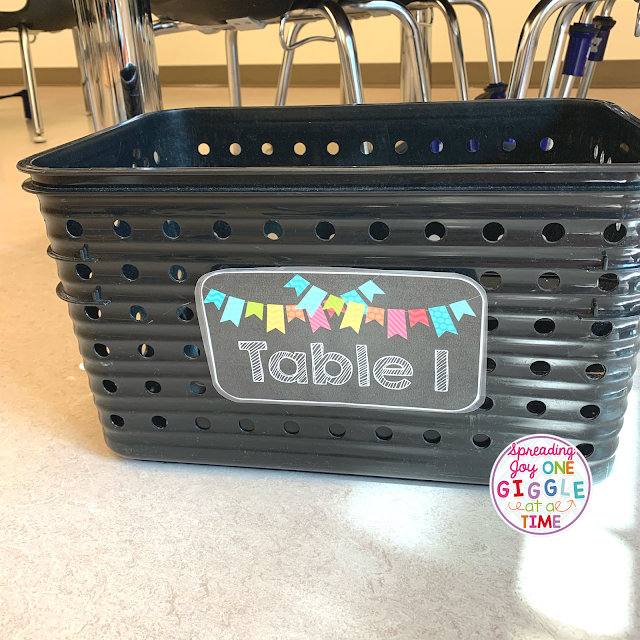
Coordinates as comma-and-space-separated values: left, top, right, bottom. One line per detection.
0, 0, 76, 32
151, 0, 296, 25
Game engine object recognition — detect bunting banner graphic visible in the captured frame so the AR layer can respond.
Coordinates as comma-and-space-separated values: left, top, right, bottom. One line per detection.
323, 295, 345, 315
365, 306, 385, 326
340, 302, 366, 333
220, 296, 245, 326
408, 308, 430, 328
202, 277, 479, 339
286, 305, 306, 323
387, 308, 408, 339
429, 306, 458, 337
203, 288, 226, 309
296, 286, 327, 315
245, 301, 264, 320
358, 280, 385, 303
284, 274, 310, 296
307, 306, 331, 333
266, 304, 286, 334
341, 290, 368, 311
450, 299, 477, 321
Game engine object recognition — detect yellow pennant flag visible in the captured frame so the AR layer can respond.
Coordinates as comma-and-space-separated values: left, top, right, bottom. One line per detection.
267, 304, 286, 334
245, 302, 264, 320
323, 295, 345, 315
340, 302, 366, 333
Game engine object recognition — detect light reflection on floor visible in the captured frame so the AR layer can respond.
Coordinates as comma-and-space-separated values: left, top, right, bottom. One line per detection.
517, 383, 638, 637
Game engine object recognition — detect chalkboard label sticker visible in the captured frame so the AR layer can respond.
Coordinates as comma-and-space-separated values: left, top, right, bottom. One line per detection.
196, 267, 487, 413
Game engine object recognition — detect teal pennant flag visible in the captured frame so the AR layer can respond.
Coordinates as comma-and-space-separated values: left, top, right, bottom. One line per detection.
220, 296, 245, 326
284, 274, 310, 296
203, 288, 226, 309
429, 306, 458, 337
358, 280, 385, 303
449, 299, 476, 322
296, 286, 327, 315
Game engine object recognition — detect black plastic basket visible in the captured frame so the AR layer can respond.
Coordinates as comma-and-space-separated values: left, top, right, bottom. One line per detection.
18, 99, 640, 484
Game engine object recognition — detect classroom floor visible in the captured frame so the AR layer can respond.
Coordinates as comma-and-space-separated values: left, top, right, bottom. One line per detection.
1, 85, 640, 640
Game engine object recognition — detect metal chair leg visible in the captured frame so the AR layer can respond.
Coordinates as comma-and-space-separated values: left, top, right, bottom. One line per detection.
538, 3, 584, 97
348, 0, 429, 101
508, 0, 586, 99
577, 0, 617, 98
225, 30, 242, 106
279, 0, 364, 104
275, 22, 305, 106
319, 0, 364, 104
72, 27, 92, 116
400, 27, 416, 102
449, 0, 500, 85
557, 1, 599, 98
17, 25, 45, 143
405, 1, 468, 100
72, 0, 163, 130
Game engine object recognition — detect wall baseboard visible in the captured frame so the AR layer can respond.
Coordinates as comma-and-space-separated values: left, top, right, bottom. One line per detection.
1, 60, 638, 88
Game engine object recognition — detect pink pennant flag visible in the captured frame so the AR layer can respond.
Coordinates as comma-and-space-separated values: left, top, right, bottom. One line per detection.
307, 306, 331, 333
387, 309, 408, 339
409, 309, 430, 328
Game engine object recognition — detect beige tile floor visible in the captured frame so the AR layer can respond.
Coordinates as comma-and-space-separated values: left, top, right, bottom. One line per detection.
1, 85, 640, 640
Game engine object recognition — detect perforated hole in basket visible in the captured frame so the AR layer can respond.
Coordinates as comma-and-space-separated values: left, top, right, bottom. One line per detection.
169, 265, 187, 282
603, 223, 626, 243
264, 220, 283, 240
212, 220, 231, 240
66, 219, 83, 238
369, 221, 389, 242
316, 221, 335, 241
326, 142, 339, 156
162, 220, 181, 239
423, 430, 441, 444
184, 345, 200, 359
130, 305, 147, 321
176, 306, 194, 322
113, 219, 131, 238
76, 264, 92, 280
425, 222, 446, 242
121, 264, 139, 281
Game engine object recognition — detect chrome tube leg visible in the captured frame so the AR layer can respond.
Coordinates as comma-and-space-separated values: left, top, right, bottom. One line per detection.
430, 0, 468, 100
225, 30, 242, 107
72, 26, 92, 116
71, 0, 163, 130
578, 0, 615, 98
275, 22, 304, 106
350, 1, 427, 100
508, 0, 587, 99
538, 3, 583, 97
416, 7, 433, 87
449, 0, 500, 84
557, 1, 598, 97
17, 25, 45, 143
400, 26, 415, 101
318, 0, 364, 104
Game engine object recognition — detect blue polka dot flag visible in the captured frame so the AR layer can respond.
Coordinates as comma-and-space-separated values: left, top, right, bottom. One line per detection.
429, 306, 458, 337
341, 289, 368, 312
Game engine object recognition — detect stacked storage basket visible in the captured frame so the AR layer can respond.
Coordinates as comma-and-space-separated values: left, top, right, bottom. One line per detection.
19, 99, 640, 484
